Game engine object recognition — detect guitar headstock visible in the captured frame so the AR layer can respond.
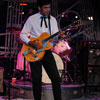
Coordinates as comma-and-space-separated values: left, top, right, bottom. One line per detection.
70, 20, 82, 28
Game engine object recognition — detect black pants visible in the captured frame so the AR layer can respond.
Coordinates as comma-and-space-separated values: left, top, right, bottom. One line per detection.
30, 50, 62, 100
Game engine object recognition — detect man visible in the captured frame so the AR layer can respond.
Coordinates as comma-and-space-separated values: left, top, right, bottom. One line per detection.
20, 0, 64, 100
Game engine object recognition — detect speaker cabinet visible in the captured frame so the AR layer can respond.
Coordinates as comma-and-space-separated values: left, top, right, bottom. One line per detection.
88, 41, 100, 85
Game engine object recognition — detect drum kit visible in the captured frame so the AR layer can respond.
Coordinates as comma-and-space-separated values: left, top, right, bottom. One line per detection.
42, 38, 73, 84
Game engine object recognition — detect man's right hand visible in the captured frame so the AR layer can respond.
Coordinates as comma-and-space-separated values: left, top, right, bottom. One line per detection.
28, 40, 43, 49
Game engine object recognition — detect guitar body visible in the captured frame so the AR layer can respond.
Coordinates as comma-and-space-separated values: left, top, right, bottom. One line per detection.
22, 32, 53, 62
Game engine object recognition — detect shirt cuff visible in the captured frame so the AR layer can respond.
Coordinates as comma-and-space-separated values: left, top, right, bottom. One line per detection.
25, 39, 30, 45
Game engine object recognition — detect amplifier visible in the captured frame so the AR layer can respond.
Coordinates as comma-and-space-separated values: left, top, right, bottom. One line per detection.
88, 41, 100, 65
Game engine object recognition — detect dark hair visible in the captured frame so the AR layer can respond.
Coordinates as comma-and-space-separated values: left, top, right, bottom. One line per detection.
37, 0, 51, 8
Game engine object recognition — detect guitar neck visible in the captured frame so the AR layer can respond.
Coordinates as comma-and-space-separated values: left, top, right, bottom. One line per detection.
43, 32, 59, 42
43, 26, 68, 43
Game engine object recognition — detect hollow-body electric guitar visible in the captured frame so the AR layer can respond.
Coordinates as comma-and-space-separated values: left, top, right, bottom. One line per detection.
22, 32, 59, 62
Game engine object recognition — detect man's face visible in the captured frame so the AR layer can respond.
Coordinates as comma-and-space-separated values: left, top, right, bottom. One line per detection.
38, 4, 51, 16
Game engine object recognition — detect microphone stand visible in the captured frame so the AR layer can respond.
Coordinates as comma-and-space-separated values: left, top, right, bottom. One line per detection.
8, 6, 14, 100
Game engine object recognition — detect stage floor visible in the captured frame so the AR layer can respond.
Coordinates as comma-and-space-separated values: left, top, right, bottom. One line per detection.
1, 94, 100, 100
3, 80, 100, 100
2, 80, 85, 100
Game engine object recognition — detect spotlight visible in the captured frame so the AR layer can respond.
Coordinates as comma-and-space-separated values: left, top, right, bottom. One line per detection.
75, 16, 78, 19
22, 12, 24, 15
88, 16, 93, 20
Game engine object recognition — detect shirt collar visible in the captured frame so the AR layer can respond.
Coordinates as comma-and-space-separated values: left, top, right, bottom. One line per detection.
38, 12, 48, 19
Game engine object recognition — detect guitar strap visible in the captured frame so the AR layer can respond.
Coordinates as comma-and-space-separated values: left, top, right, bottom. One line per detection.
48, 15, 51, 35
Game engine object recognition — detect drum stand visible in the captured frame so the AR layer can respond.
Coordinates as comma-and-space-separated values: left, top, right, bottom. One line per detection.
61, 56, 73, 84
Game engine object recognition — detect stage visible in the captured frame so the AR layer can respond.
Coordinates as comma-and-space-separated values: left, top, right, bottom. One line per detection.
2, 80, 85, 100
1, 80, 100, 100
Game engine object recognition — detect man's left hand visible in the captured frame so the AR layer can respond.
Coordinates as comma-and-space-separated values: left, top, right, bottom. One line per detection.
59, 31, 65, 38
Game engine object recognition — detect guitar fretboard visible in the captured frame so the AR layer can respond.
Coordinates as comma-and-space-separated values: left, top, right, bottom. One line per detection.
42, 26, 68, 43
43, 32, 59, 43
